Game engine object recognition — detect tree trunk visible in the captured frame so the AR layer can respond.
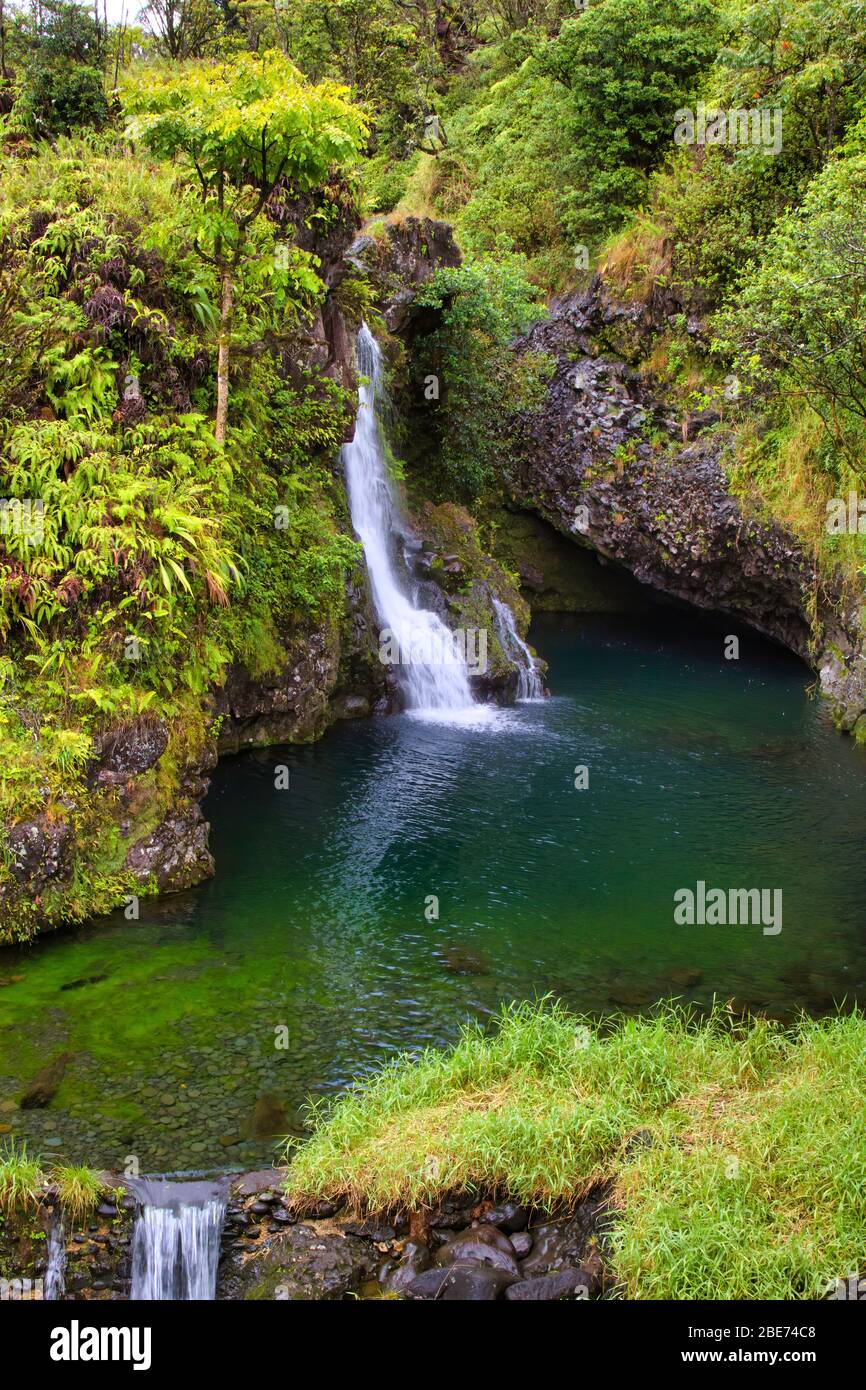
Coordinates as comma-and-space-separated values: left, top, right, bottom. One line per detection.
215, 266, 233, 446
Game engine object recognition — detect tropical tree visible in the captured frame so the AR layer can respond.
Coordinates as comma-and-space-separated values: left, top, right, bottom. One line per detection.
123, 49, 366, 443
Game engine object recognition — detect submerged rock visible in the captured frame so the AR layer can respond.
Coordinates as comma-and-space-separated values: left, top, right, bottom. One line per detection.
20, 1052, 71, 1109
441, 946, 491, 976
249, 1093, 289, 1140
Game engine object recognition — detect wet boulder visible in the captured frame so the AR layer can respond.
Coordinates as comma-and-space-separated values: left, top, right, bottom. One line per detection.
504, 1268, 594, 1300
434, 1223, 521, 1278
405, 1265, 515, 1301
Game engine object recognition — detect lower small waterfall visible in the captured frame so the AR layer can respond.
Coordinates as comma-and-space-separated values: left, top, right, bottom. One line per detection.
492, 597, 544, 700
43, 1214, 66, 1301
130, 1179, 227, 1301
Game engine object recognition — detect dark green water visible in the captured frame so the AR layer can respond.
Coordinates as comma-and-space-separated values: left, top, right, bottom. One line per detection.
2, 609, 866, 1173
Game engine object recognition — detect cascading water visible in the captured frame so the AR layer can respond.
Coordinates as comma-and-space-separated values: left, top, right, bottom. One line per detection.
43, 1215, 66, 1301
343, 324, 483, 721
492, 597, 544, 701
129, 1179, 227, 1301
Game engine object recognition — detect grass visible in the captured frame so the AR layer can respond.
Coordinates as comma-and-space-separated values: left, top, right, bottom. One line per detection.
0, 1144, 105, 1220
725, 405, 866, 588
51, 1164, 103, 1224
599, 214, 674, 304
0, 1142, 43, 1215
284, 1000, 866, 1300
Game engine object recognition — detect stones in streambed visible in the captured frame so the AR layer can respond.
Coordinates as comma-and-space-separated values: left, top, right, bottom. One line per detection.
666, 967, 703, 990
429, 1194, 477, 1230
0, 1159, 611, 1302
606, 964, 704, 1009
214, 1173, 612, 1301
249, 1092, 289, 1139
378, 1188, 611, 1302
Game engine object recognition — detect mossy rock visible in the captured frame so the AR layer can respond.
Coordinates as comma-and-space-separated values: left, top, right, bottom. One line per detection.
487, 507, 651, 614
412, 502, 535, 695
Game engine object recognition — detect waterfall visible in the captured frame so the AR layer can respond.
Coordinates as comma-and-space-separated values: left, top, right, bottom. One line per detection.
343, 324, 483, 721
129, 1179, 226, 1301
43, 1215, 66, 1301
492, 597, 544, 701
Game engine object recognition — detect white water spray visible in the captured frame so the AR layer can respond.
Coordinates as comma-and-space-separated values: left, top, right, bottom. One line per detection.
343, 325, 484, 721
130, 1179, 226, 1301
493, 597, 544, 700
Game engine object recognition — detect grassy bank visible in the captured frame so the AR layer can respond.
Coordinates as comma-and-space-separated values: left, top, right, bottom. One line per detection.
285, 1001, 866, 1300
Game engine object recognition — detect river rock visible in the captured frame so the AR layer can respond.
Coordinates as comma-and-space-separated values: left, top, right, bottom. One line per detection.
434, 1223, 520, 1277
510, 1232, 533, 1257
405, 1265, 515, 1301
247, 1095, 287, 1139
383, 1240, 433, 1294
476, 1199, 529, 1233
504, 1269, 593, 1300
517, 1223, 585, 1276
667, 967, 703, 989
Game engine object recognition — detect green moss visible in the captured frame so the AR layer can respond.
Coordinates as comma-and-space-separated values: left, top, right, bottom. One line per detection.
486, 508, 651, 614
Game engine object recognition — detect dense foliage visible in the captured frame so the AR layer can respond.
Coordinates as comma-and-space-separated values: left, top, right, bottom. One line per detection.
0, 36, 365, 934
413, 255, 550, 498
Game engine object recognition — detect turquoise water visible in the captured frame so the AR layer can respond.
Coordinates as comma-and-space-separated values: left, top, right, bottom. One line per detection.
2, 608, 866, 1173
